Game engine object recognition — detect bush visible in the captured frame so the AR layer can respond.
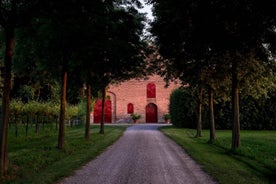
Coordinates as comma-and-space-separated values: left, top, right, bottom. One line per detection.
169, 88, 197, 128
240, 91, 276, 130
208, 89, 276, 130
130, 113, 141, 120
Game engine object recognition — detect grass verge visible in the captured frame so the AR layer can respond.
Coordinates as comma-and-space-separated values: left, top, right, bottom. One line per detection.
2, 125, 128, 184
160, 126, 276, 184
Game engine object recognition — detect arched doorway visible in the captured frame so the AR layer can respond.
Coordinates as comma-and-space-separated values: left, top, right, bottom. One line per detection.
93, 99, 112, 123
146, 103, 158, 123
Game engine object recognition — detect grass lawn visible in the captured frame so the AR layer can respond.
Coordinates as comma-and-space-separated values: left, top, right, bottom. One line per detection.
160, 126, 276, 184
1, 124, 128, 184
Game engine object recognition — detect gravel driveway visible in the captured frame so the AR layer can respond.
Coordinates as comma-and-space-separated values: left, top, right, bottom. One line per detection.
58, 124, 216, 184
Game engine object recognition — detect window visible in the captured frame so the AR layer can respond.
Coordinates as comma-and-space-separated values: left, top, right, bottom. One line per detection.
127, 103, 134, 114
147, 83, 156, 98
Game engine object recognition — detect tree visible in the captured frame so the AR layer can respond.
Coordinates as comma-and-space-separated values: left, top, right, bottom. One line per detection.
202, 56, 232, 141
150, 0, 276, 149
150, 1, 212, 138
75, 0, 148, 135
12, 26, 62, 103
0, 0, 43, 176
34, 0, 91, 149
84, 83, 91, 140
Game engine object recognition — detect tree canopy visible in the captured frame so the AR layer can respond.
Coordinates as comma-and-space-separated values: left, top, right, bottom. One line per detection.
0, 0, 149, 176
150, 0, 276, 149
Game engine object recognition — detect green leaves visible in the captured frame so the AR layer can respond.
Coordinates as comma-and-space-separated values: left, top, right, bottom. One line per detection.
169, 88, 197, 128
9, 100, 83, 120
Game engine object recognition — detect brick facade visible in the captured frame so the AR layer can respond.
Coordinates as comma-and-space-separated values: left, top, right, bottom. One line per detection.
102, 74, 180, 123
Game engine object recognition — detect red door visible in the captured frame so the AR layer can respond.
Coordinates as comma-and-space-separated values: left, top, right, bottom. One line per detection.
146, 103, 158, 123
93, 100, 112, 123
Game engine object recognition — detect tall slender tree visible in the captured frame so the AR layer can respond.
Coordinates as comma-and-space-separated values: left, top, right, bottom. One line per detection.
76, 0, 148, 134
0, 0, 42, 176
85, 83, 91, 140
34, 0, 90, 149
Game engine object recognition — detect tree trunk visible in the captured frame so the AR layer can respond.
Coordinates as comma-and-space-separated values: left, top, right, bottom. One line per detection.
231, 61, 240, 150
25, 115, 29, 137
58, 69, 67, 149
85, 83, 91, 140
99, 86, 106, 134
196, 85, 203, 137
0, 28, 14, 177
209, 87, 216, 142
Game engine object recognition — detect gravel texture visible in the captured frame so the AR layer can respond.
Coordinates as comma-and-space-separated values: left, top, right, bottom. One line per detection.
58, 124, 216, 184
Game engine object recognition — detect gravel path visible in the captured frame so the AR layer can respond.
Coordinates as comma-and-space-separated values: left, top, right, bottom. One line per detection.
58, 124, 216, 184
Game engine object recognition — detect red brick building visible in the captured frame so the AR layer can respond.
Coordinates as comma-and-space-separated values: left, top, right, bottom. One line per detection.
93, 74, 180, 123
